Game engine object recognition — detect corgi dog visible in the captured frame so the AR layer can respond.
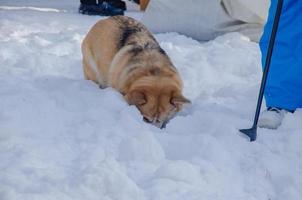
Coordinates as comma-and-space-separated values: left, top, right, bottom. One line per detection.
81, 16, 190, 128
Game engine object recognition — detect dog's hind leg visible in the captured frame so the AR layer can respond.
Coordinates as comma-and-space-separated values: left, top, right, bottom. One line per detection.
83, 57, 98, 83
83, 55, 108, 89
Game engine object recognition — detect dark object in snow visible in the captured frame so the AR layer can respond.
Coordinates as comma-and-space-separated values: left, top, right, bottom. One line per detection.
106, 0, 126, 11
239, 0, 284, 142
79, 0, 125, 16
132, 0, 140, 4
80, 0, 126, 10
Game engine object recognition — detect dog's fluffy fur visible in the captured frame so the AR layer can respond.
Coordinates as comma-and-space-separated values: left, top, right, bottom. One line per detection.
82, 16, 190, 128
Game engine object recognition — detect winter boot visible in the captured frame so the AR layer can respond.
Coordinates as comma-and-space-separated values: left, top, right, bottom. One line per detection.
258, 107, 287, 129
105, 0, 126, 11
79, 0, 124, 16
132, 0, 140, 4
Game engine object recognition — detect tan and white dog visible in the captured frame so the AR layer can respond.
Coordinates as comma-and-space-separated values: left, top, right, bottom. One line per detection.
81, 16, 190, 128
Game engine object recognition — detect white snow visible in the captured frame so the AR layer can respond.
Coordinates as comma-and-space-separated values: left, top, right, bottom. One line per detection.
0, 1, 302, 200
0, 6, 66, 13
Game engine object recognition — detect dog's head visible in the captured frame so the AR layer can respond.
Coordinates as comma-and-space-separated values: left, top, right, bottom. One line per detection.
125, 77, 190, 128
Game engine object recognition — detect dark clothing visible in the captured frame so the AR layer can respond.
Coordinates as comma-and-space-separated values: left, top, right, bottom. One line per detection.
79, 0, 126, 16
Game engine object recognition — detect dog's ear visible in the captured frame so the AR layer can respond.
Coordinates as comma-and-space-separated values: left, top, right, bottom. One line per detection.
125, 90, 147, 106
171, 94, 191, 106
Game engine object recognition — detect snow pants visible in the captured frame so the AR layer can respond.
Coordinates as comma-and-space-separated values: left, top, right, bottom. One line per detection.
260, 0, 302, 111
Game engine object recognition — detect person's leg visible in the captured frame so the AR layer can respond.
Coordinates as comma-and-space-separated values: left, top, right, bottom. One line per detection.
258, 0, 302, 129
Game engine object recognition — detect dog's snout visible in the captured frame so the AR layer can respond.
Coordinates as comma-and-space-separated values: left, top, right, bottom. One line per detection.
143, 117, 152, 123
143, 116, 168, 129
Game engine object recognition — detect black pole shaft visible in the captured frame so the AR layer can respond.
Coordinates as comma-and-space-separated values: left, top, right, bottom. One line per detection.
252, 0, 284, 127
239, 0, 284, 142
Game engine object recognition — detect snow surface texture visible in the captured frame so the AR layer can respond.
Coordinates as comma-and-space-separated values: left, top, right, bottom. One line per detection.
1, 1, 302, 200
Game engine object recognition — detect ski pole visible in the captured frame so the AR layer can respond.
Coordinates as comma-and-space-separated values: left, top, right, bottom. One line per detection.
239, 0, 284, 142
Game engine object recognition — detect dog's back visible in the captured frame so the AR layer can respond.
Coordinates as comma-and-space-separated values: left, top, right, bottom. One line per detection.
109, 16, 158, 50
82, 16, 177, 88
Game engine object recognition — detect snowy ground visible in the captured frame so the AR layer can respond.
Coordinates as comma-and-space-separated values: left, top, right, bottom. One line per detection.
1, 1, 302, 200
